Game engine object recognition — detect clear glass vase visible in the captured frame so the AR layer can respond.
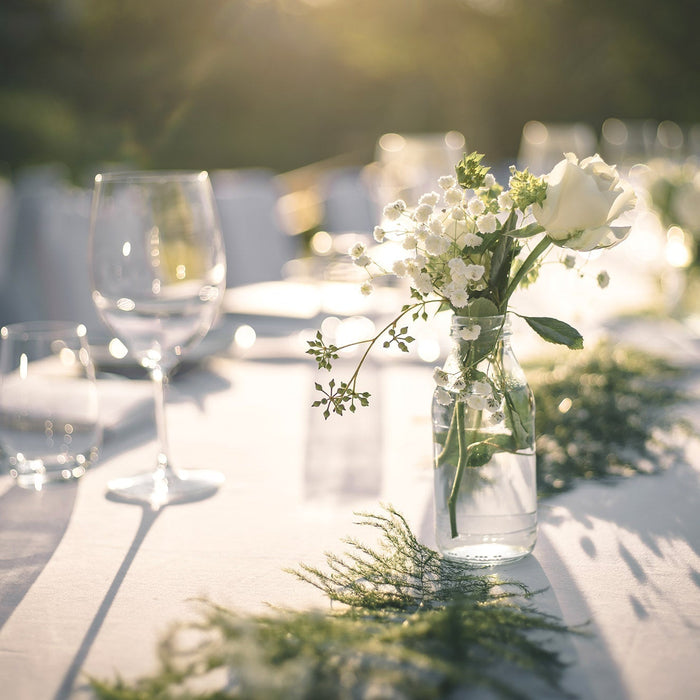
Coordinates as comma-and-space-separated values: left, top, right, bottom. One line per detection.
432, 314, 537, 564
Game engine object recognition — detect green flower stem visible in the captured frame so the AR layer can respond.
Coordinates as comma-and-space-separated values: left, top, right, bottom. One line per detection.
447, 402, 482, 539
502, 234, 551, 309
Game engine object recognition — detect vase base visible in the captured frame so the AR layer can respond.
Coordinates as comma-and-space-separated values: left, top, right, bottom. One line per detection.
440, 542, 533, 566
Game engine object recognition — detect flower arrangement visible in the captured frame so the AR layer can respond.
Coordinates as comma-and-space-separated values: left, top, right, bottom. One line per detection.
638, 158, 700, 269
308, 151, 636, 417
307, 150, 635, 549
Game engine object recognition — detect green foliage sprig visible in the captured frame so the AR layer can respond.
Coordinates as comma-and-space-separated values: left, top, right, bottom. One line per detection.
91, 507, 574, 700
530, 341, 696, 496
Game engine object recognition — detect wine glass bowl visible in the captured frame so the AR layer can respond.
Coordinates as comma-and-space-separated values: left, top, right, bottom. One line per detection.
89, 171, 226, 508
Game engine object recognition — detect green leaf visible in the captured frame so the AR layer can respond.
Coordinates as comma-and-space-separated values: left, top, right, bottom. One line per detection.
506, 223, 545, 238
465, 298, 499, 317
523, 316, 584, 349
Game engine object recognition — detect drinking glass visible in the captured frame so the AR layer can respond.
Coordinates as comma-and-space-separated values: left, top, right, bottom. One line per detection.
0, 322, 101, 490
89, 171, 226, 508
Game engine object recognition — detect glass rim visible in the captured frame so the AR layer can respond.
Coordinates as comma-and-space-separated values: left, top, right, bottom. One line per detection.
1, 321, 88, 340
94, 170, 209, 185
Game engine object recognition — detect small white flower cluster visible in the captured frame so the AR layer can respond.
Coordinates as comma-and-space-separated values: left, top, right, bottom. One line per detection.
354, 172, 514, 310
432, 368, 505, 424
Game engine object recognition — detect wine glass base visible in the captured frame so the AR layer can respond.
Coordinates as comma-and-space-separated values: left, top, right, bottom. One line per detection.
106, 469, 225, 510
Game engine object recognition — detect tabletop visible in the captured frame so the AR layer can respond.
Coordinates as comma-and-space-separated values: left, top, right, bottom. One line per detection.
1, 276, 700, 700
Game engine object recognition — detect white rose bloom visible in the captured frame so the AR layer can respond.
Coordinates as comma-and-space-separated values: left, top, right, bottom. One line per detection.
414, 203, 433, 223
445, 188, 463, 206
438, 175, 456, 190
383, 199, 407, 221
476, 212, 497, 234
419, 191, 441, 207
467, 197, 486, 216
360, 281, 373, 296
533, 153, 636, 251
458, 325, 481, 341
373, 226, 386, 242
425, 233, 450, 256
436, 387, 453, 406
433, 367, 449, 387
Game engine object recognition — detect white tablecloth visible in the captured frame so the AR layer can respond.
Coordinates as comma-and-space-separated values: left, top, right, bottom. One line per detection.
1, 301, 700, 700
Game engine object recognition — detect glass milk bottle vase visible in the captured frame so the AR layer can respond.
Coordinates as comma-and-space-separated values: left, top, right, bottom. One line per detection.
432, 314, 537, 564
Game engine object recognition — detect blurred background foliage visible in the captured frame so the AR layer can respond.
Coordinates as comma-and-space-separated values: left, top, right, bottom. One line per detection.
1, 0, 699, 181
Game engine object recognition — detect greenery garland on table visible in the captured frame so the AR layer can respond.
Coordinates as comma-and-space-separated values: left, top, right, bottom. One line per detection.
530, 340, 695, 498
90, 342, 694, 700
91, 508, 573, 700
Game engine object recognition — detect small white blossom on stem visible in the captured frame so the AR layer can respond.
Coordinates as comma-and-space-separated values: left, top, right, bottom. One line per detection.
472, 380, 492, 396
466, 394, 490, 410
425, 234, 450, 256
476, 212, 497, 234
373, 226, 386, 242
349, 242, 367, 259
402, 234, 418, 250
465, 264, 486, 281
451, 207, 466, 221
438, 175, 456, 190
435, 387, 453, 406
457, 325, 481, 341
433, 368, 449, 387
462, 232, 483, 247
414, 203, 433, 223
392, 259, 408, 277
383, 200, 407, 221
442, 282, 469, 308
445, 188, 463, 206
419, 191, 441, 207
483, 173, 496, 188
360, 281, 373, 296
497, 191, 514, 209
467, 197, 486, 217
354, 254, 371, 267
412, 271, 433, 295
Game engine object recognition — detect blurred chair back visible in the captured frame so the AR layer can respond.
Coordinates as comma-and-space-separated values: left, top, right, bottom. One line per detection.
2, 165, 108, 337
211, 169, 298, 287
35, 184, 107, 338
373, 131, 466, 205
518, 121, 597, 174
317, 166, 377, 233
600, 118, 658, 167
0, 178, 15, 299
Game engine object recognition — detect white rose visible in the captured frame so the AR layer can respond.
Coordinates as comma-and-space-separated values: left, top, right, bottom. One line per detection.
533, 153, 636, 251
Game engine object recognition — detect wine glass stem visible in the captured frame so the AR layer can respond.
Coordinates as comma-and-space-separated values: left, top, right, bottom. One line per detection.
151, 365, 174, 483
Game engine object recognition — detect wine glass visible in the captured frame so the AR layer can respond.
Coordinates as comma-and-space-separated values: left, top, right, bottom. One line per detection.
89, 171, 227, 508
